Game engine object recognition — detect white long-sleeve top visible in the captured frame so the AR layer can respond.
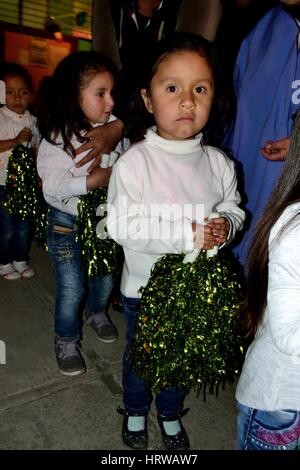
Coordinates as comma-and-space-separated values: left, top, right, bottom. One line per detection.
37, 115, 124, 216
106, 128, 245, 298
37, 136, 92, 216
236, 202, 300, 411
0, 106, 39, 185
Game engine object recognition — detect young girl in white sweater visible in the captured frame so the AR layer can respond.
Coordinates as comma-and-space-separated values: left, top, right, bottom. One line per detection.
106, 32, 245, 450
236, 110, 300, 451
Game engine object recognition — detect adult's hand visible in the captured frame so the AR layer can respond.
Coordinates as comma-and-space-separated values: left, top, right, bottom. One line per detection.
261, 137, 290, 161
75, 119, 124, 172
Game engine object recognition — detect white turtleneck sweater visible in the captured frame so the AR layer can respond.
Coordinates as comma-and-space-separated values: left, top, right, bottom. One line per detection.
106, 128, 245, 298
0, 106, 39, 185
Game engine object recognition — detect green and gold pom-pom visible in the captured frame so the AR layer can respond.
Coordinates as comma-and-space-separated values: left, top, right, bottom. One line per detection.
2, 144, 48, 249
77, 187, 123, 278
4, 145, 40, 219
130, 251, 243, 395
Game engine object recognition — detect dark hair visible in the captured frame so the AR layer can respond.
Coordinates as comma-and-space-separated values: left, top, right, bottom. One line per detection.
37, 51, 119, 157
241, 111, 300, 340
0, 62, 34, 92
125, 31, 224, 144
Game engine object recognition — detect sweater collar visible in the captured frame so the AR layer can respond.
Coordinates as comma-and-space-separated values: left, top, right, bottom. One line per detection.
145, 127, 203, 154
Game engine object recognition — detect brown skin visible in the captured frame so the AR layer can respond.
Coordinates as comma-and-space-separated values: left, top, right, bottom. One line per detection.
0, 127, 32, 153
75, 119, 124, 172
0, 74, 34, 152
192, 216, 230, 250
136, 0, 162, 17
261, 137, 290, 161
86, 166, 112, 191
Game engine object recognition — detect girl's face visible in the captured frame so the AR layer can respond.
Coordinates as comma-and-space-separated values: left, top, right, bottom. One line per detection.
80, 70, 115, 125
5, 75, 33, 115
141, 51, 214, 140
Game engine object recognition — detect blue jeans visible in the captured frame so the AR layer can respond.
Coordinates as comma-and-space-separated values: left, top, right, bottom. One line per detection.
0, 185, 32, 265
237, 401, 300, 450
47, 207, 116, 338
121, 294, 186, 417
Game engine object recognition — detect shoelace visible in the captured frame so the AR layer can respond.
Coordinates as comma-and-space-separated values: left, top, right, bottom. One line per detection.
57, 341, 79, 360
89, 312, 111, 328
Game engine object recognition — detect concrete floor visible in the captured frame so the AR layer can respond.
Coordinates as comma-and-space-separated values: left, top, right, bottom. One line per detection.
0, 242, 237, 450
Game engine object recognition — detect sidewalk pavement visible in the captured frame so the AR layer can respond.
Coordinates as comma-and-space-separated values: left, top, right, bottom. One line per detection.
0, 242, 237, 450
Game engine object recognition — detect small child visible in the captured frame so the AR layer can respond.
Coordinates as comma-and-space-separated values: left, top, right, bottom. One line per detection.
37, 51, 122, 377
106, 32, 245, 450
0, 63, 39, 280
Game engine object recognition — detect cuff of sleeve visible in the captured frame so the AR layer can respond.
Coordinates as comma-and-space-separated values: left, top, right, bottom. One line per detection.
218, 214, 234, 249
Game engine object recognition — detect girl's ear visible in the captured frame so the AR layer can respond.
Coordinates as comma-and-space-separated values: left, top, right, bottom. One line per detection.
141, 89, 153, 113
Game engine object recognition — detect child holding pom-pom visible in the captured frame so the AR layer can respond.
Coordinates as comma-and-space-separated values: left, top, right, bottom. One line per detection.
106, 32, 245, 450
37, 51, 127, 378
0, 63, 39, 280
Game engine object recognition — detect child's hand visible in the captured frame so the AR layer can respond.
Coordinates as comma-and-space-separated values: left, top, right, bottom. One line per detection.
86, 166, 112, 191
15, 127, 32, 145
192, 222, 217, 250
205, 216, 230, 245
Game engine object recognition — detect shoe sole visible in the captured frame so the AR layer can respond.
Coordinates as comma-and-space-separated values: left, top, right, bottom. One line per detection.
59, 367, 86, 376
158, 417, 190, 450
1, 275, 21, 280
160, 437, 190, 450
96, 335, 118, 344
122, 439, 148, 450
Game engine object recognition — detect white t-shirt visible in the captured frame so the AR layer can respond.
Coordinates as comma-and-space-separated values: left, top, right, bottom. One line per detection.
107, 127, 245, 298
0, 106, 39, 185
236, 202, 300, 411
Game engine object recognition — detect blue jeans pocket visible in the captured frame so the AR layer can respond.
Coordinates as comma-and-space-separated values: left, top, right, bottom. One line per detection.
47, 208, 78, 248
238, 403, 300, 450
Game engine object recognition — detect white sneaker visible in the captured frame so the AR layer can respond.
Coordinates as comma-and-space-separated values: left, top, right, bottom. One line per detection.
12, 261, 35, 278
0, 263, 21, 280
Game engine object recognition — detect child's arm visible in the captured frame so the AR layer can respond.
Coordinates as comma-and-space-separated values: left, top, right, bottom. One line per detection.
0, 127, 32, 152
38, 139, 114, 203
86, 166, 112, 191
214, 152, 245, 245
37, 139, 88, 202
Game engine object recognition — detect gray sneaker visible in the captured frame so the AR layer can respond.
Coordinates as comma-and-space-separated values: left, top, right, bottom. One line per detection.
55, 336, 86, 376
87, 312, 118, 343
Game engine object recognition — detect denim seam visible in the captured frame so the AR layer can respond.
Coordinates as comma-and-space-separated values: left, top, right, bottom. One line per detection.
244, 407, 255, 450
